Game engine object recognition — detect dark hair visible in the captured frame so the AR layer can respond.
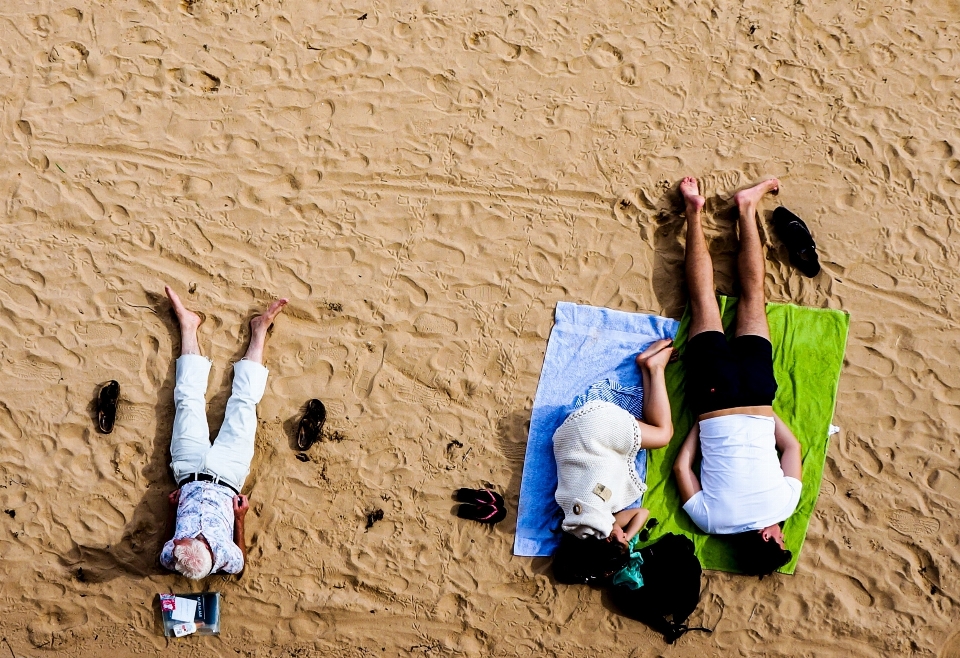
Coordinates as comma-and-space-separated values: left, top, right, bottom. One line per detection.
552, 532, 630, 585
730, 531, 792, 577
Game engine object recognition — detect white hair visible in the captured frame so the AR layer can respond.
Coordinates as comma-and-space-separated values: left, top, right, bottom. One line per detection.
172, 538, 213, 580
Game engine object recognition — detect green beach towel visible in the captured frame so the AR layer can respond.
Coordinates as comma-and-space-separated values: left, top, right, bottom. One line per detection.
643, 297, 849, 574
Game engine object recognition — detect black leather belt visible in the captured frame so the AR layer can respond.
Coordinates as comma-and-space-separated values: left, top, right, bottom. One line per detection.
177, 473, 240, 495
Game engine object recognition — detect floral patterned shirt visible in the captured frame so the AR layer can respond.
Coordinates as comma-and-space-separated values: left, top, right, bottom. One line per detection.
160, 481, 243, 574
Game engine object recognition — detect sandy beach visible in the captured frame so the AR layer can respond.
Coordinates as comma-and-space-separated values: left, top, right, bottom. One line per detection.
1, 0, 959, 655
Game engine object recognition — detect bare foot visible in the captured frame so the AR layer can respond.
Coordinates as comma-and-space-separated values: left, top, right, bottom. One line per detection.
243, 298, 289, 364
680, 177, 705, 215
636, 338, 674, 371
165, 286, 202, 332
250, 298, 289, 336
733, 178, 780, 211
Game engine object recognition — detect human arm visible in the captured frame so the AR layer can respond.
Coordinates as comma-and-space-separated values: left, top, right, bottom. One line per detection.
159, 489, 181, 571
773, 413, 802, 480
613, 507, 651, 543
634, 342, 674, 448
167, 489, 180, 541
672, 423, 703, 503
232, 494, 249, 576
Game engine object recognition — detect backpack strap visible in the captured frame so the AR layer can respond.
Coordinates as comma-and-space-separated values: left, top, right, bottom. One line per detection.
664, 624, 713, 644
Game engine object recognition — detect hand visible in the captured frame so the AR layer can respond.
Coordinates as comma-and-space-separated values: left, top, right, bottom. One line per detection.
168, 489, 181, 507
608, 525, 628, 548
635, 339, 674, 372
232, 494, 249, 519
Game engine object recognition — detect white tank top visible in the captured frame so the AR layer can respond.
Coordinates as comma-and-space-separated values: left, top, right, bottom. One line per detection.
553, 400, 645, 539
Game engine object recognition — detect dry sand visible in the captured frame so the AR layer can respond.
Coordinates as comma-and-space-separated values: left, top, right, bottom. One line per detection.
1, 0, 959, 655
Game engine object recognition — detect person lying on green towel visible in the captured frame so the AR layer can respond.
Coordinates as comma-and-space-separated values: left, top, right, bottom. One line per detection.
671, 177, 802, 578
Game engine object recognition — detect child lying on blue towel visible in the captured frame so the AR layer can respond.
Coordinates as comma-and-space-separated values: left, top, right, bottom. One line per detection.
551, 339, 675, 584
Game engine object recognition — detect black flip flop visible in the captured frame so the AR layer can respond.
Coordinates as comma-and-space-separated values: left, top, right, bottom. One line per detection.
97, 380, 120, 434
772, 207, 821, 277
456, 503, 506, 525
296, 399, 326, 451
454, 487, 505, 508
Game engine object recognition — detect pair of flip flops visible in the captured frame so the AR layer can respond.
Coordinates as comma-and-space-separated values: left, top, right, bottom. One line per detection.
296, 399, 326, 451
97, 380, 120, 434
455, 488, 507, 525
772, 207, 821, 278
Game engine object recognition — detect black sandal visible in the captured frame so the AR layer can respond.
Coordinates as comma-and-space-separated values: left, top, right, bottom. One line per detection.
97, 380, 120, 434
454, 487, 505, 508
456, 503, 506, 525
772, 207, 821, 277
296, 399, 326, 451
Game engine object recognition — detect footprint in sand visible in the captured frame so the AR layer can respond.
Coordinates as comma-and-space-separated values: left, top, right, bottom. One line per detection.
63, 90, 125, 123
528, 251, 555, 284
836, 575, 875, 607
354, 343, 385, 398
928, 469, 960, 501
27, 603, 88, 649
467, 31, 521, 60
8, 358, 62, 384
116, 402, 154, 425
888, 510, 940, 537
592, 253, 634, 306
613, 195, 643, 228
584, 35, 623, 68
414, 312, 458, 335
702, 170, 744, 198
462, 284, 501, 304
77, 496, 127, 538
395, 381, 446, 408
77, 322, 123, 344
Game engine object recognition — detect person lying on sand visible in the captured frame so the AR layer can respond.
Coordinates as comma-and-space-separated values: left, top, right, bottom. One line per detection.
159, 286, 287, 579
551, 340, 675, 584
671, 177, 802, 577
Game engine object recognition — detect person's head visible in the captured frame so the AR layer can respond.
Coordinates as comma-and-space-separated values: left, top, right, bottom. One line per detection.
172, 537, 213, 580
730, 523, 792, 578
552, 532, 631, 585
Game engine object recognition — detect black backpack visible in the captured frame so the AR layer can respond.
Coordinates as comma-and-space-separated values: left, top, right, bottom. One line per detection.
609, 533, 711, 644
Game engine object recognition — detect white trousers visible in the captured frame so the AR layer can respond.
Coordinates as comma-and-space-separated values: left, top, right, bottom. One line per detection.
169, 354, 269, 492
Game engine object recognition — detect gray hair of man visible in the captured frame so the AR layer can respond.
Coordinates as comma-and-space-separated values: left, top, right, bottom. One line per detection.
172, 538, 213, 580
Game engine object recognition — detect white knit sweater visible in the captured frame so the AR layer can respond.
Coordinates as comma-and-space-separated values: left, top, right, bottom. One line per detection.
553, 400, 645, 539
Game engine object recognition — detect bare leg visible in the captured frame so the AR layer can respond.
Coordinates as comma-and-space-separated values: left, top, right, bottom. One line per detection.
732, 179, 779, 339
242, 298, 289, 364
166, 286, 203, 355
681, 177, 722, 338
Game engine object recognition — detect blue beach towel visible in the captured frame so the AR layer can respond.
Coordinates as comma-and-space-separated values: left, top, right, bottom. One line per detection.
513, 302, 679, 557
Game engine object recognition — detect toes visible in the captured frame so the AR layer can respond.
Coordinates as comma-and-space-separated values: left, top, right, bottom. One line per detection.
266, 299, 289, 319
253, 299, 289, 327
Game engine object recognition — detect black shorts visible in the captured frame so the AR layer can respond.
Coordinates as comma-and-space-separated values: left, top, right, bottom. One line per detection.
685, 331, 778, 416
